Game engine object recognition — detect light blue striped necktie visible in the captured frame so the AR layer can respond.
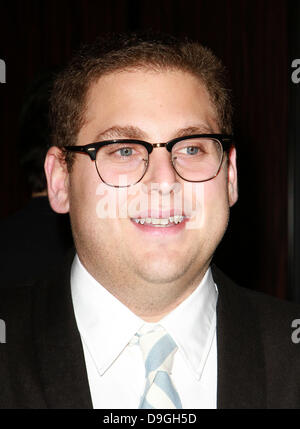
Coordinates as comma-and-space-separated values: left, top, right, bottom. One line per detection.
136, 325, 182, 409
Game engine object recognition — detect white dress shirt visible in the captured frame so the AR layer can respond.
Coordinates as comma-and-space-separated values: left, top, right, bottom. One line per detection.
71, 254, 218, 409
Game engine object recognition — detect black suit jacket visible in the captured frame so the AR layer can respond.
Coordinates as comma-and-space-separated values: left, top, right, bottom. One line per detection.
0, 252, 300, 409
0, 197, 73, 286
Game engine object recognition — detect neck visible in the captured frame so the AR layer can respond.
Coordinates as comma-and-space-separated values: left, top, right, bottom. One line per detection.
80, 253, 210, 322
131, 272, 207, 322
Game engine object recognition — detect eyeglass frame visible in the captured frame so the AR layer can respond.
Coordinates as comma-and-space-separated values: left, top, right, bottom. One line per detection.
63, 133, 234, 187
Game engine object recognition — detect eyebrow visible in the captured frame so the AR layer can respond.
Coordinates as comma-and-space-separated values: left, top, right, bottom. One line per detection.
94, 126, 147, 142
173, 125, 214, 138
93, 124, 215, 143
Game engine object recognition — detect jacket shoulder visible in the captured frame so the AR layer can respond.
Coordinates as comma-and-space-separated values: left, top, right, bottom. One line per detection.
212, 265, 300, 408
0, 253, 76, 408
212, 264, 300, 321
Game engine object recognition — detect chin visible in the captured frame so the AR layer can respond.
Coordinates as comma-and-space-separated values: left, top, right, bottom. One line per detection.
136, 256, 189, 284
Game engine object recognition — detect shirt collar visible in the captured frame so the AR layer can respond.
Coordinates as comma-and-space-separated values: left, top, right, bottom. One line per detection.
71, 254, 217, 380
159, 267, 218, 379
71, 254, 144, 376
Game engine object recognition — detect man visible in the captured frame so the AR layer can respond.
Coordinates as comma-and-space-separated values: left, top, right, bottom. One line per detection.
0, 33, 299, 409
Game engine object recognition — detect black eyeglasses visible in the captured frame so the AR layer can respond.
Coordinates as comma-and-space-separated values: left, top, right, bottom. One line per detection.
64, 134, 233, 187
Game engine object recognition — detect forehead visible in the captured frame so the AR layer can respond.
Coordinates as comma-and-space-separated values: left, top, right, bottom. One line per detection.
80, 68, 219, 140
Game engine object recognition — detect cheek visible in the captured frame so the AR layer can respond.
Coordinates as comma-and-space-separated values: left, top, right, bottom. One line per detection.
68, 161, 103, 236
71, 158, 100, 203
204, 179, 229, 209
191, 175, 230, 234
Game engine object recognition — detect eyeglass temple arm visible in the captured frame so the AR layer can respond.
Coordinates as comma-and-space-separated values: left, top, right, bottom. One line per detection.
63, 145, 97, 161
222, 137, 234, 152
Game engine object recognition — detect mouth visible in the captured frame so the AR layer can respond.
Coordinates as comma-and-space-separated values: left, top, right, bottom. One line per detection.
129, 211, 189, 236
131, 215, 186, 227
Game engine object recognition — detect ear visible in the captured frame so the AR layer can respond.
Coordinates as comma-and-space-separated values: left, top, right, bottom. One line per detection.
227, 146, 238, 207
44, 146, 70, 213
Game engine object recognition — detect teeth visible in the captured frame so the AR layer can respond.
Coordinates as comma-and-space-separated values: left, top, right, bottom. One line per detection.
132, 216, 184, 226
151, 218, 161, 225
174, 215, 181, 224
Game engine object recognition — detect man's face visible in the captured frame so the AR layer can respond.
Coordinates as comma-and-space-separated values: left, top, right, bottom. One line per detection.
47, 68, 237, 314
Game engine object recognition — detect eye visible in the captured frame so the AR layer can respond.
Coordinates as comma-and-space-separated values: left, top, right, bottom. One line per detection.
172, 138, 212, 157
184, 146, 199, 155
106, 145, 137, 157
118, 147, 133, 157
176, 145, 204, 156
102, 143, 147, 161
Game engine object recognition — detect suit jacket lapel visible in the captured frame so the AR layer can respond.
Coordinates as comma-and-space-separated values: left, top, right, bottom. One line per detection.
33, 250, 93, 409
212, 266, 267, 408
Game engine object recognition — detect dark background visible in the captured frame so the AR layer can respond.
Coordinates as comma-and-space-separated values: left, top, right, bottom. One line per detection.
0, 0, 298, 300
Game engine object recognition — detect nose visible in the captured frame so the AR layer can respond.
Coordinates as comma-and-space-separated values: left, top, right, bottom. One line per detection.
142, 146, 178, 192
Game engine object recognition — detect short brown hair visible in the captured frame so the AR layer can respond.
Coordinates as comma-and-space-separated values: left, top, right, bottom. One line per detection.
50, 32, 233, 167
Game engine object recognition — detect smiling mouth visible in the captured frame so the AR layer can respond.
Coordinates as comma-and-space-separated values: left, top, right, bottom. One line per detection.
131, 215, 186, 227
